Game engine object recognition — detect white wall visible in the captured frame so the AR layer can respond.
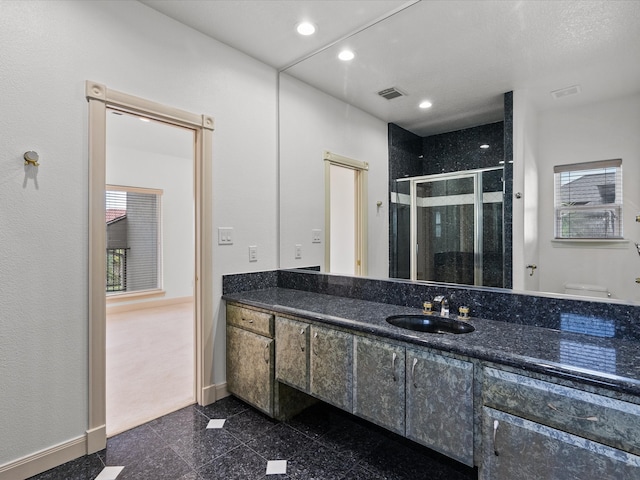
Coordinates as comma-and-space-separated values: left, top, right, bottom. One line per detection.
0, 0, 277, 467
279, 73, 389, 278
536, 92, 640, 301
107, 113, 194, 302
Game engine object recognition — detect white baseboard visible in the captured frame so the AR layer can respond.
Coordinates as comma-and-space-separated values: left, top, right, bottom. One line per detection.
106, 295, 193, 314
0, 435, 86, 480
86, 424, 106, 454
201, 382, 228, 406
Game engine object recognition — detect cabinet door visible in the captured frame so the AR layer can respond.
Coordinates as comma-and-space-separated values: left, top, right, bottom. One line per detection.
353, 336, 405, 435
406, 348, 474, 466
275, 317, 310, 392
482, 407, 640, 480
226, 325, 274, 415
310, 325, 353, 412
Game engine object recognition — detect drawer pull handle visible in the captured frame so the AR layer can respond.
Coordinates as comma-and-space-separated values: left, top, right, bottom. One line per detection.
411, 358, 418, 388
392, 352, 397, 382
263, 343, 269, 364
242, 317, 254, 324
298, 328, 305, 352
493, 420, 499, 456
547, 403, 599, 422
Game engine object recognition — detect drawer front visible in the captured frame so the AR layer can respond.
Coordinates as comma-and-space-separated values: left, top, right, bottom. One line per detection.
483, 367, 640, 455
227, 304, 273, 337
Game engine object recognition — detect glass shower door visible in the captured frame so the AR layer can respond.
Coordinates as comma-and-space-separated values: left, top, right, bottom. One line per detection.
412, 175, 476, 284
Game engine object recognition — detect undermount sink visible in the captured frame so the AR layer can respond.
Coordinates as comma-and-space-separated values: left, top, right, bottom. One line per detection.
386, 314, 475, 334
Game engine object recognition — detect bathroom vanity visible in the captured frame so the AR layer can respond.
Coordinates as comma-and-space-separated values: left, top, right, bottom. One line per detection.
223, 271, 640, 479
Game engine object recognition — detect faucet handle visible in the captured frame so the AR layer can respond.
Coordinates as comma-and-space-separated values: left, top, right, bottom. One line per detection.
422, 301, 433, 314
433, 295, 445, 303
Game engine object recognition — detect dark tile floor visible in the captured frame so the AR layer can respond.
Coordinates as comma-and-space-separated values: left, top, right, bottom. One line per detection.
29, 396, 477, 480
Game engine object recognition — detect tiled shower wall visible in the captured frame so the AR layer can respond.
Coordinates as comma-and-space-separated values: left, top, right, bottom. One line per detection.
388, 91, 514, 287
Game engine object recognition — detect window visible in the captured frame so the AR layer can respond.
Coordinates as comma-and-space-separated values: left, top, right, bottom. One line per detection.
106, 186, 162, 294
554, 159, 622, 239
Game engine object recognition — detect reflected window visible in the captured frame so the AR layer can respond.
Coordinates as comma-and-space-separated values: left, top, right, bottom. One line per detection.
560, 313, 615, 338
554, 159, 622, 239
560, 340, 616, 374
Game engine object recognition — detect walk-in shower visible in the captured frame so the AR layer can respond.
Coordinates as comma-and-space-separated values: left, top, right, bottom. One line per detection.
391, 167, 504, 288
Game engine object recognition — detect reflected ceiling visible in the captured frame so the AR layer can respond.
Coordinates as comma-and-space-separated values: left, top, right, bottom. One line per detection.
140, 0, 640, 136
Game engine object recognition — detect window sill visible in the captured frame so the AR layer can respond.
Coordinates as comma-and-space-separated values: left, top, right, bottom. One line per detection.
551, 238, 629, 249
106, 289, 166, 303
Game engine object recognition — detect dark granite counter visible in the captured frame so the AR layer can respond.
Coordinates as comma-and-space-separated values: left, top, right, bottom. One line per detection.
223, 287, 640, 398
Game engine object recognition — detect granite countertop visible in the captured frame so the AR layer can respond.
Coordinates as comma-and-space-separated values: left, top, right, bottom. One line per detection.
223, 287, 640, 398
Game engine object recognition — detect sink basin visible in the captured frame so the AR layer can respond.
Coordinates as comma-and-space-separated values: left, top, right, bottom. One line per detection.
386, 314, 475, 334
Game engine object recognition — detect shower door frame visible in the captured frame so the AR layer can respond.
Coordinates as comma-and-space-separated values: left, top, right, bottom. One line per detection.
408, 167, 503, 285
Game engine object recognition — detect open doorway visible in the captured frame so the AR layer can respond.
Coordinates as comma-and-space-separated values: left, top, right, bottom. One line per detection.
86, 80, 214, 453
324, 151, 368, 276
104, 111, 195, 436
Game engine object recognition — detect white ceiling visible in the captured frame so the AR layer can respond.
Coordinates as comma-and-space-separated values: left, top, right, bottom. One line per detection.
140, 0, 640, 136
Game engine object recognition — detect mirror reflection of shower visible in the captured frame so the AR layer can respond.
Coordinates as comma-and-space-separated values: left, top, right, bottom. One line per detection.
391, 167, 504, 287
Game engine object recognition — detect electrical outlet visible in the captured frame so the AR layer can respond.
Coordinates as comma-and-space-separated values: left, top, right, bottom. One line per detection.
295, 244, 302, 259
249, 245, 257, 262
218, 227, 233, 245
312, 229, 322, 243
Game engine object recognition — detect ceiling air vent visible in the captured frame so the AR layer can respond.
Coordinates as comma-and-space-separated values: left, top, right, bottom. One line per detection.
378, 87, 406, 100
550, 85, 581, 100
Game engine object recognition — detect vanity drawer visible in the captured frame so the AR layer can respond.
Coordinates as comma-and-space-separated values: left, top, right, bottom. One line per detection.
483, 367, 640, 455
227, 304, 274, 337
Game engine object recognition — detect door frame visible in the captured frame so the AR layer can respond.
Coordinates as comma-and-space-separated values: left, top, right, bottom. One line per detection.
323, 151, 368, 276
85, 81, 214, 453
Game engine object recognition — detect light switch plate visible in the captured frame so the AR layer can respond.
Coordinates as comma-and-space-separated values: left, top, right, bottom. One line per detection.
312, 229, 322, 243
249, 245, 257, 262
218, 227, 233, 245
295, 244, 302, 259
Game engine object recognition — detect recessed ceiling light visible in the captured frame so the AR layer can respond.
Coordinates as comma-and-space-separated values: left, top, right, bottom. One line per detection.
480, 144, 490, 149
419, 100, 432, 109
139, 117, 150, 123
338, 50, 355, 61
296, 22, 316, 36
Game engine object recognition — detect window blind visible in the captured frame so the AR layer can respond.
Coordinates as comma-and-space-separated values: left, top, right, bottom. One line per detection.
106, 187, 162, 294
554, 159, 622, 239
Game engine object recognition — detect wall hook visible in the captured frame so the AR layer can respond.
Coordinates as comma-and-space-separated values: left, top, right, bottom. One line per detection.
24, 151, 40, 167
526, 264, 537, 276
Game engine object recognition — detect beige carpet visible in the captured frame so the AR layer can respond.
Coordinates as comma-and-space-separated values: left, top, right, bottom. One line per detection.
106, 301, 195, 436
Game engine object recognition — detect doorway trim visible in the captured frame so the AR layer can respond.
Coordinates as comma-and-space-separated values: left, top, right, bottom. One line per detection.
85, 81, 214, 453
323, 151, 368, 276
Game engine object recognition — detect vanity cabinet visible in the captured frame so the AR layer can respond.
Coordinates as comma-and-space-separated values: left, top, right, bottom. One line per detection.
353, 336, 405, 435
310, 324, 353, 411
406, 348, 474, 466
481, 367, 640, 479
275, 316, 310, 392
226, 321, 274, 415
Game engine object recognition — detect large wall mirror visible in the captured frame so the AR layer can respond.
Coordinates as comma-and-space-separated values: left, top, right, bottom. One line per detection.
278, 1, 640, 304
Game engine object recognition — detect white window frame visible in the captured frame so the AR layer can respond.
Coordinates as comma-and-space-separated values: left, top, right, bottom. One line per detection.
553, 159, 623, 240
105, 185, 164, 299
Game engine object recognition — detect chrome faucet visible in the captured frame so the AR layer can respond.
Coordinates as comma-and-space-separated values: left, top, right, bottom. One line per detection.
433, 295, 449, 317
